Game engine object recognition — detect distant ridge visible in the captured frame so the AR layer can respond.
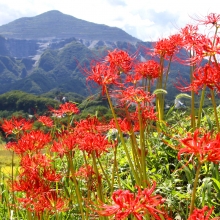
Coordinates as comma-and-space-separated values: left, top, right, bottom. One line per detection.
0, 10, 139, 42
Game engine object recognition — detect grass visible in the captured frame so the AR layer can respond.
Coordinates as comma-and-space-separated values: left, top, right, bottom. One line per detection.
0, 143, 19, 176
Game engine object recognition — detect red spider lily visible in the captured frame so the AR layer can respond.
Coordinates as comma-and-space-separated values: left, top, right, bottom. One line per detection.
154, 34, 183, 59
113, 86, 155, 106
86, 50, 132, 94
37, 116, 54, 127
18, 154, 60, 184
105, 49, 133, 74
74, 116, 102, 133
194, 13, 220, 27
74, 116, 112, 135
75, 165, 95, 179
76, 165, 102, 192
6, 130, 51, 154
12, 175, 51, 194
179, 25, 211, 63
188, 206, 219, 220
179, 24, 200, 60
49, 102, 79, 117
176, 63, 220, 93
130, 106, 157, 130
59, 102, 79, 116
78, 132, 115, 157
41, 191, 69, 213
117, 118, 132, 134
20, 154, 52, 175
87, 62, 121, 94
12, 151, 64, 215
192, 63, 220, 91
95, 182, 170, 220
180, 24, 199, 44
51, 131, 77, 157
178, 129, 220, 164
187, 36, 220, 63
42, 168, 61, 182
18, 190, 68, 215
1, 117, 33, 136
135, 60, 161, 80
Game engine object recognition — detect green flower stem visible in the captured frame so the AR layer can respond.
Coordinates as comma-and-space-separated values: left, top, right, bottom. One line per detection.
111, 145, 121, 192
197, 85, 206, 128
97, 157, 112, 192
137, 103, 149, 186
105, 86, 140, 185
124, 106, 142, 172
129, 133, 143, 179
147, 78, 152, 93
82, 151, 91, 220
189, 162, 202, 215
156, 56, 165, 121
67, 154, 85, 220
210, 89, 220, 132
11, 151, 15, 204
190, 55, 196, 131
163, 56, 172, 90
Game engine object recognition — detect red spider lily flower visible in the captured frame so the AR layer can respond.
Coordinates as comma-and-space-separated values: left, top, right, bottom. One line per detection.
18, 190, 68, 215
76, 165, 102, 191
105, 49, 133, 74
74, 116, 111, 135
74, 116, 102, 133
117, 118, 132, 134
78, 132, 115, 157
194, 13, 220, 27
42, 168, 61, 182
59, 102, 80, 116
179, 24, 200, 56
37, 116, 54, 127
154, 34, 183, 59
113, 86, 155, 106
178, 129, 220, 164
135, 60, 161, 80
20, 154, 52, 174
187, 36, 220, 64
192, 63, 220, 91
49, 102, 79, 117
87, 62, 121, 94
129, 106, 157, 131
75, 165, 95, 179
95, 182, 170, 220
175, 63, 220, 93
188, 206, 219, 220
1, 117, 33, 136
6, 130, 52, 154
12, 175, 51, 194
51, 131, 77, 157
180, 24, 199, 42
41, 191, 69, 213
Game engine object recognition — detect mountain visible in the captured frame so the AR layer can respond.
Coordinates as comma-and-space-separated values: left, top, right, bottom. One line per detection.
0, 10, 139, 42
0, 11, 190, 101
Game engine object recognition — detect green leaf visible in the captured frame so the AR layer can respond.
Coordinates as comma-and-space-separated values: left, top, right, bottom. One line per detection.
211, 178, 220, 192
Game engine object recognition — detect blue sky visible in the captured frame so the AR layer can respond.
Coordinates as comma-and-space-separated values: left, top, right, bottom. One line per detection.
0, 0, 219, 41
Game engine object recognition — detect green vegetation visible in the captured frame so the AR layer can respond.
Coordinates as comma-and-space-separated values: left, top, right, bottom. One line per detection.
0, 90, 112, 121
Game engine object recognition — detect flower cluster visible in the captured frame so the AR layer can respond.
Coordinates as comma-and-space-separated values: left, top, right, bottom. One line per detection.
178, 129, 220, 164
95, 182, 170, 220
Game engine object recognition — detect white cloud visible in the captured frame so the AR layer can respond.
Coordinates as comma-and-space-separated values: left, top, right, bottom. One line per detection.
0, 0, 219, 41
